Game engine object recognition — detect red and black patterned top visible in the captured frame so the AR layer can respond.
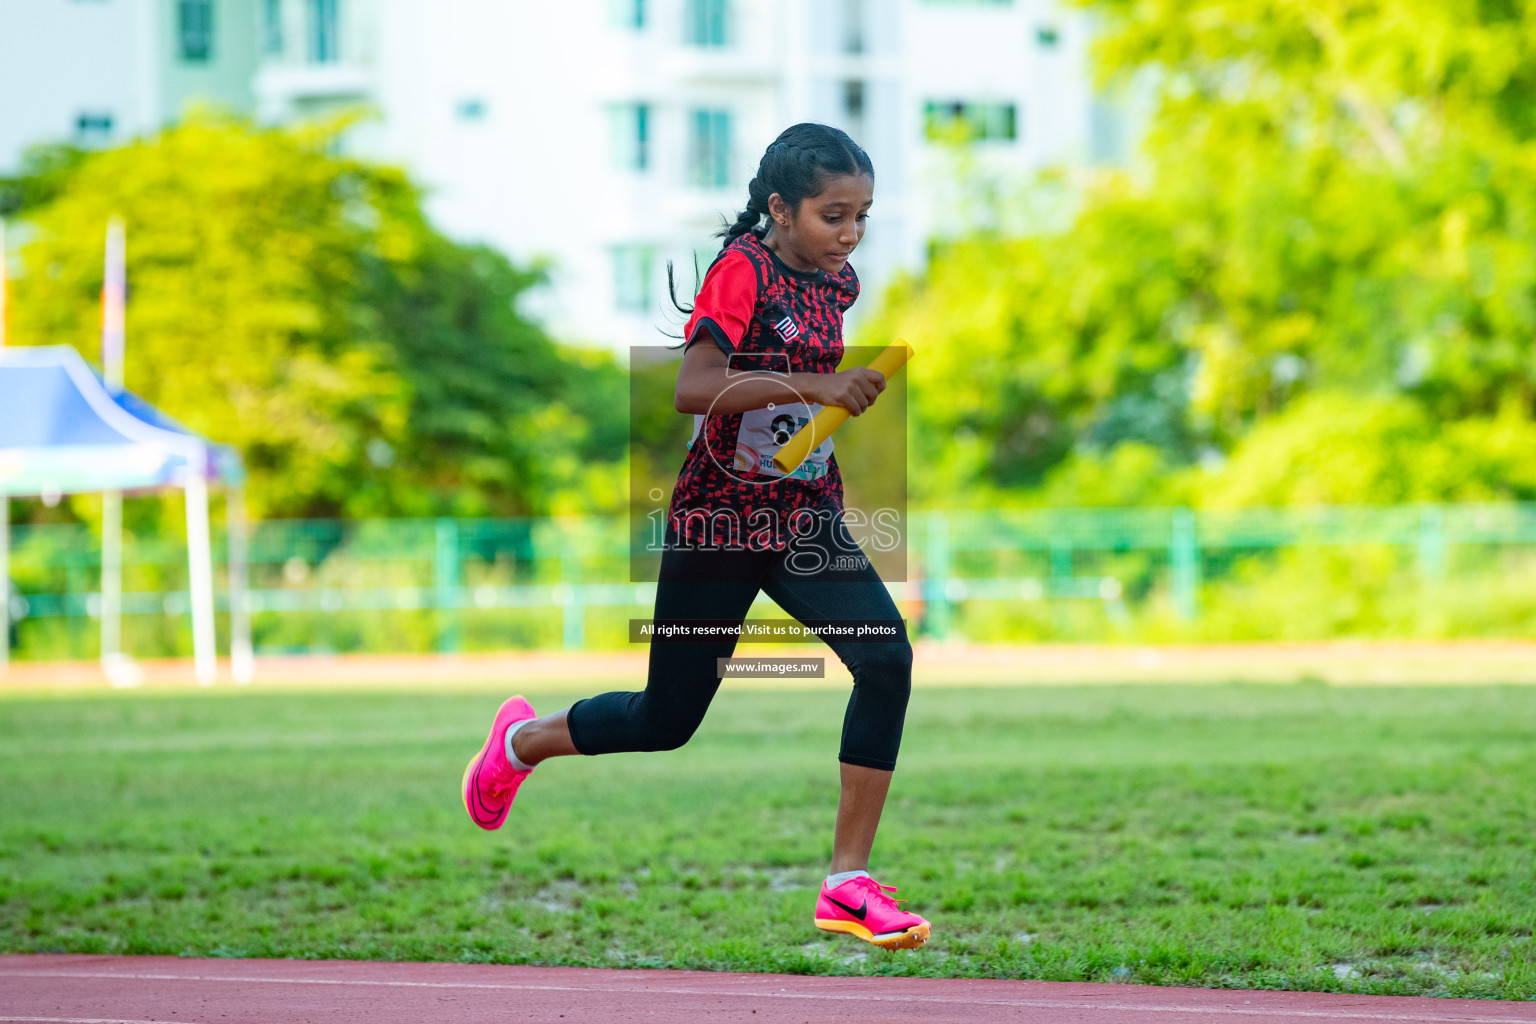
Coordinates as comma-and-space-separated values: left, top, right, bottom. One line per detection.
668, 231, 859, 551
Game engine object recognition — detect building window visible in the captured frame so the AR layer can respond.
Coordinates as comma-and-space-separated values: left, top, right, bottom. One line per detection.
609, 104, 651, 171
308, 0, 338, 63
261, 0, 283, 55
685, 0, 728, 47
841, 0, 865, 54
178, 0, 213, 62
924, 101, 1018, 142
843, 80, 866, 121
689, 109, 732, 188
612, 245, 656, 312
75, 112, 114, 145
610, 0, 646, 29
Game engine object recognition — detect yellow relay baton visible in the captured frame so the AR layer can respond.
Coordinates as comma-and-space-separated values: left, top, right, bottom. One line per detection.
772, 340, 913, 476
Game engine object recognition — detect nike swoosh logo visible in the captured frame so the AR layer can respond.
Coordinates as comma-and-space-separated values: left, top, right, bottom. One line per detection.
471, 755, 496, 823
825, 895, 868, 920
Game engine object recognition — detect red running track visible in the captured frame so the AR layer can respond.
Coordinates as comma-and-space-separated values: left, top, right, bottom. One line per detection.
2, 955, 1533, 1024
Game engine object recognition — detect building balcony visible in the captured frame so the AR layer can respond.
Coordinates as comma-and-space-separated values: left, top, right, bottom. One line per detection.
254, 61, 373, 105
651, 44, 777, 85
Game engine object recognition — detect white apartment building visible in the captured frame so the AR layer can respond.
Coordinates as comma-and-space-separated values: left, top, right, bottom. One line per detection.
0, 0, 258, 168
3, 0, 1115, 351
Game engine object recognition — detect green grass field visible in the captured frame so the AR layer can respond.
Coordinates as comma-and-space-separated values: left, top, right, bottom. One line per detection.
1, 681, 1533, 998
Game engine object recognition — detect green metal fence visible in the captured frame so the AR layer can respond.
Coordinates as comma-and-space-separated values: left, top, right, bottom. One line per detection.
7, 503, 1536, 660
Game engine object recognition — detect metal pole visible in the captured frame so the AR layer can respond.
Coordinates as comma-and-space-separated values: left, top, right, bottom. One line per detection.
1049, 540, 1074, 583
101, 491, 122, 668
185, 463, 218, 685
1049, 538, 1073, 635
434, 518, 460, 654
1, 225, 10, 672
561, 545, 584, 652
925, 511, 952, 641
1417, 504, 1446, 581
228, 485, 254, 684
103, 217, 126, 389
0, 492, 9, 676
1171, 507, 1200, 622
101, 217, 127, 676
1, 217, 9, 350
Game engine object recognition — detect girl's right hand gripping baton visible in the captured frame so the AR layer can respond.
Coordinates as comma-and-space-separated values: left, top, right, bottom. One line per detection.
771, 340, 913, 476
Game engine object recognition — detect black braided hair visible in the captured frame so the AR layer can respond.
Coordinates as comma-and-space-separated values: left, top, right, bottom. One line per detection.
719, 123, 875, 246
717, 175, 771, 247
665, 124, 875, 341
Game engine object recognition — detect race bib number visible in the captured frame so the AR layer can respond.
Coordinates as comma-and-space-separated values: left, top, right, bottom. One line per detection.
689, 403, 834, 480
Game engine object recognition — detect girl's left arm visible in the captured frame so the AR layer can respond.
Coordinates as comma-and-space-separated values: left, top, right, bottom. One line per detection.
675, 342, 884, 416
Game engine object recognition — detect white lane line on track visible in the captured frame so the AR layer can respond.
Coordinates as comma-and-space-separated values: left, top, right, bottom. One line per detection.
1, 970, 1532, 1023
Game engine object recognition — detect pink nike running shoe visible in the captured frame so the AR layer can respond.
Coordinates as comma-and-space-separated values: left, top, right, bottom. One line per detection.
461, 696, 537, 830
815, 875, 932, 950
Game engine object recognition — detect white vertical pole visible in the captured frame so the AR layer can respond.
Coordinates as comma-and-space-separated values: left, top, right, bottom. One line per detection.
3, 221, 10, 675
1, 492, 9, 677
103, 218, 126, 388
1, 217, 9, 350
227, 485, 254, 684
2, 219, 9, 675
101, 492, 123, 665
185, 459, 217, 685
101, 218, 127, 673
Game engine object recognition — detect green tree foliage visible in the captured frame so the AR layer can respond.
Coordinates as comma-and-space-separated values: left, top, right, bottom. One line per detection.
870, 0, 1536, 507
0, 144, 89, 216
1203, 391, 1536, 506
4, 113, 624, 520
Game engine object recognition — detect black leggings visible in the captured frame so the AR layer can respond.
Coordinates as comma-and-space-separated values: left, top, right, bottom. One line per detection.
566, 514, 913, 770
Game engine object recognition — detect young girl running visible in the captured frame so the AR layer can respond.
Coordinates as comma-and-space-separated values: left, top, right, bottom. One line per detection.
461, 123, 929, 950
